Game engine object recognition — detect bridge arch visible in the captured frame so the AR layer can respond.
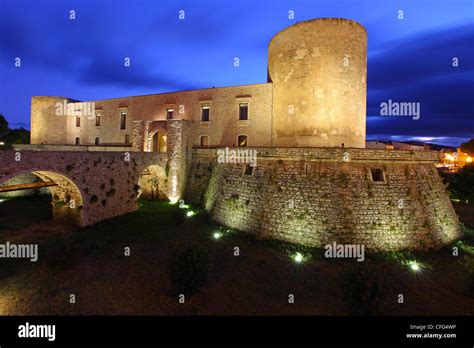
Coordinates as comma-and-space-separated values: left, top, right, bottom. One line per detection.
0, 169, 84, 226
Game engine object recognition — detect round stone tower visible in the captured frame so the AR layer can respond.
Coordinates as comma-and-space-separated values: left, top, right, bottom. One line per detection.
268, 18, 367, 148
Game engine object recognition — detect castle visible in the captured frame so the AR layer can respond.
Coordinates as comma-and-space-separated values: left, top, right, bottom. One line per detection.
7, 18, 460, 250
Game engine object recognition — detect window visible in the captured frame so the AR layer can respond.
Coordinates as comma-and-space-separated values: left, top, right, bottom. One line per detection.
201, 106, 210, 122
125, 134, 130, 144
370, 168, 386, 182
243, 164, 255, 176
120, 112, 126, 129
166, 108, 174, 120
239, 103, 248, 120
237, 135, 248, 147
95, 113, 101, 126
76, 115, 80, 127
75, 137, 80, 145
200, 135, 209, 147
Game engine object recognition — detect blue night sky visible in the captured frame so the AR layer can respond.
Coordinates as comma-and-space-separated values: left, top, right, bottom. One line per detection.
0, 0, 473, 147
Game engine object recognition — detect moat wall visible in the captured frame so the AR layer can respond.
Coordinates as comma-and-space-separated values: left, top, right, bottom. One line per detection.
0, 151, 168, 226
186, 148, 461, 251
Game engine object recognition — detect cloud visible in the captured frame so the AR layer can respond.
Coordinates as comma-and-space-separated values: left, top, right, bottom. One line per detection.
366, 23, 474, 142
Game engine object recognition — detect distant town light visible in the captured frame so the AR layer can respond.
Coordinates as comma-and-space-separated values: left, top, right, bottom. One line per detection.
445, 154, 455, 161
213, 232, 223, 240
186, 211, 195, 217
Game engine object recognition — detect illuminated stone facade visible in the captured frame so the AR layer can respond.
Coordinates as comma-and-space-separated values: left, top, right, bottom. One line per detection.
188, 148, 460, 251
12, 18, 461, 249
269, 18, 367, 147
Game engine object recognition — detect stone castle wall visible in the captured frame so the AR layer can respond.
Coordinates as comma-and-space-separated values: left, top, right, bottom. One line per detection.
30, 19, 367, 151
186, 148, 460, 251
0, 151, 168, 226
30, 97, 69, 145
30, 83, 273, 149
268, 18, 367, 148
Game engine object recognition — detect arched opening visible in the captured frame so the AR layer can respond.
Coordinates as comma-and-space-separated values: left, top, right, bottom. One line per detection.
137, 165, 168, 200
152, 130, 167, 153
0, 171, 84, 228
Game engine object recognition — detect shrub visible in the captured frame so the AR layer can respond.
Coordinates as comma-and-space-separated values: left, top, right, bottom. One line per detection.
168, 244, 210, 296
340, 263, 393, 315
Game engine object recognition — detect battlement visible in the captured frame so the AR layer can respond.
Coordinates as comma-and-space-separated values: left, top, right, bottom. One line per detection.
192, 147, 441, 163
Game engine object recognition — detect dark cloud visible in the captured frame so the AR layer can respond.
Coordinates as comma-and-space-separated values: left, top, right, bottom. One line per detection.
0, 0, 472, 146
366, 23, 474, 144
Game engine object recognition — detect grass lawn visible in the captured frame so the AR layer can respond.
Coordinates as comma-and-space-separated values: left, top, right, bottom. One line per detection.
1, 196, 474, 315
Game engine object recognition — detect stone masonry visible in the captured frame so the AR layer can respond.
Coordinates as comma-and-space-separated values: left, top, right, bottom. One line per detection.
4, 18, 462, 250
187, 148, 460, 251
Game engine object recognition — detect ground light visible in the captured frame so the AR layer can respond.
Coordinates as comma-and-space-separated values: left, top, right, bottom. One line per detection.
186, 210, 195, 217
408, 260, 421, 272
213, 232, 223, 240
293, 252, 304, 263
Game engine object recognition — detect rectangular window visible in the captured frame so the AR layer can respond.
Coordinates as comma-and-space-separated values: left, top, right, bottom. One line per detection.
238, 135, 248, 147
370, 168, 386, 182
239, 103, 248, 120
95, 113, 101, 126
166, 109, 174, 120
75, 137, 80, 145
95, 137, 100, 145
125, 134, 130, 144
201, 106, 210, 122
120, 112, 126, 129
76, 115, 80, 127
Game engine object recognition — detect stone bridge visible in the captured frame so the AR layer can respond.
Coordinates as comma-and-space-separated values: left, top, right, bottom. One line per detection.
0, 150, 172, 226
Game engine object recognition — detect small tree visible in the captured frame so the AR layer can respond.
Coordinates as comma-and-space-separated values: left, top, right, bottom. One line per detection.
0, 114, 30, 149
0, 114, 9, 137
340, 263, 394, 315
149, 176, 160, 200
169, 244, 210, 296
461, 138, 474, 156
